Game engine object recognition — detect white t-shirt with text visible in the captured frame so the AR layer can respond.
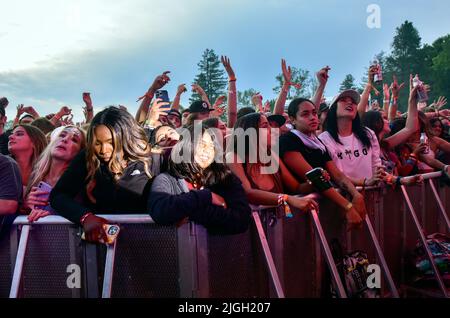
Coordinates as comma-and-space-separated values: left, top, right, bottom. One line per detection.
318, 128, 381, 179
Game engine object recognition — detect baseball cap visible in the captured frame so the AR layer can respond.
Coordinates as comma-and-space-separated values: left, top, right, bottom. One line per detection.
329, 89, 361, 109
188, 100, 213, 113
266, 113, 286, 127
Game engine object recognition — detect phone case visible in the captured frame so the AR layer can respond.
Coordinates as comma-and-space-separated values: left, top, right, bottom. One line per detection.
305, 168, 333, 192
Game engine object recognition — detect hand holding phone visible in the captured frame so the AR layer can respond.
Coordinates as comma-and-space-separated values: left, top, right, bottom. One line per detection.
305, 167, 333, 192
34, 181, 55, 213
155, 90, 171, 113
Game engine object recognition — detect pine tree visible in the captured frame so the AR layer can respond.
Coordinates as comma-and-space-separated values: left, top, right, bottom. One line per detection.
237, 89, 258, 107
190, 49, 227, 104
385, 21, 422, 110
339, 74, 356, 91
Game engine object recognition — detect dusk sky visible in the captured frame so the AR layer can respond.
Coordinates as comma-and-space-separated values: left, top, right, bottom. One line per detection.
1, 0, 450, 122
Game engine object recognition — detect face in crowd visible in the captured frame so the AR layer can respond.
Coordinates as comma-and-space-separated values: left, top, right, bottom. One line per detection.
194, 131, 216, 169
430, 119, 443, 137
290, 101, 320, 134
167, 113, 182, 128
52, 127, 84, 162
93, 125, 114, 163
8, 126, 33, 154
155, 125, 180, 148
336, 96, 358, 120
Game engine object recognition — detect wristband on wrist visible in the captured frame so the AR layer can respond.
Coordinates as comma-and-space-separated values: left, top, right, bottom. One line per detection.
228, 78, 236, 82
395, 176, 402, 186
277, 194, 293, 218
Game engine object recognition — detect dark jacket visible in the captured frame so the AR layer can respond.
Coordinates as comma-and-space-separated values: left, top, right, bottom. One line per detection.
148, 172, 251, 234
50, 150, 157, 224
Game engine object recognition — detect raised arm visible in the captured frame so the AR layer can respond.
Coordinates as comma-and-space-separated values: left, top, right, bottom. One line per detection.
191, 83, 211, 106
384, 77, 417, 149
221, 56, 237, 127
311, 66, 331, 110
135, 71, 171, 124
82, 92, 94, 123
13, 104, 25, 126
50, 106, 72, 126
251, 92, 264, 113
388, 75, 405, 123
358, 66, 376, 118
381, 83, 390, 119
171, 84, 187, 111
274, 59, 298, 115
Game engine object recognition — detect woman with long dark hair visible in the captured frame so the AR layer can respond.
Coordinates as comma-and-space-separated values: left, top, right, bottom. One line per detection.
149, 124, 251, 234
50, 106, 157, 243
280, 98, 365, 228
226, 112, 319, 214
319, 90, 385, 186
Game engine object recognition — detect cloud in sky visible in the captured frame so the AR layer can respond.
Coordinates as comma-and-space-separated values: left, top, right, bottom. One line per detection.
1, 0, 450, 122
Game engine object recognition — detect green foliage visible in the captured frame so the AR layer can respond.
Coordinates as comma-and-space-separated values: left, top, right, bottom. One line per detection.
340, 74, 357, 91
190, 49, 227, 104
237, 88, 258, 107
273, 67, 311, 99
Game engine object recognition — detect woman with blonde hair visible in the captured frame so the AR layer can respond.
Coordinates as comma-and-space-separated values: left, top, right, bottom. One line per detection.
50, 106, 157, 243
24, 126, 86, 221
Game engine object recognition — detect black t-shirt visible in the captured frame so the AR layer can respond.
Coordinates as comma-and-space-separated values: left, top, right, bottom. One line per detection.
0, 130, 12, 155
279, 131, 332, 169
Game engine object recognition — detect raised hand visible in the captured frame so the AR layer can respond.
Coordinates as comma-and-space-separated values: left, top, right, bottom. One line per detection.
281, 58, 292, 83
221, 56, 235, 80
22, 106, 39, 117
435, 96, 448, 110
177, 84, 187, 95
383, 83, 390, 101
58, 106, 72, 117
213, 95, 227, 109
191, 83, 207, 97
137, 71, 171, 102
16, 104, 25, 117
316, 66, 331, 86
390, 75, 405, 99
263, 100, 271, 113
251, 92, 264, 112
82, 92, 92, 105
151, 71, 171, 90
147, 98, 170, 127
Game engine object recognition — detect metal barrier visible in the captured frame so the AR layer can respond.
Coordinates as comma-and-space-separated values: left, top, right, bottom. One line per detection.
399, 171, 449, 298
1, 171, 449, 298
6, 214, 273, 298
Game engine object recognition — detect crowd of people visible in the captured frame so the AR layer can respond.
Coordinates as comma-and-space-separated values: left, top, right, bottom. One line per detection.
1, 56, 449, 246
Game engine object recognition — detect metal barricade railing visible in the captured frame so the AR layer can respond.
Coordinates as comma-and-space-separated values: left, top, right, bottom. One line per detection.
3, 171, 449, 298
9, 215, 156, 298
7, 214, 274, 298
399, 171, 449, 298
